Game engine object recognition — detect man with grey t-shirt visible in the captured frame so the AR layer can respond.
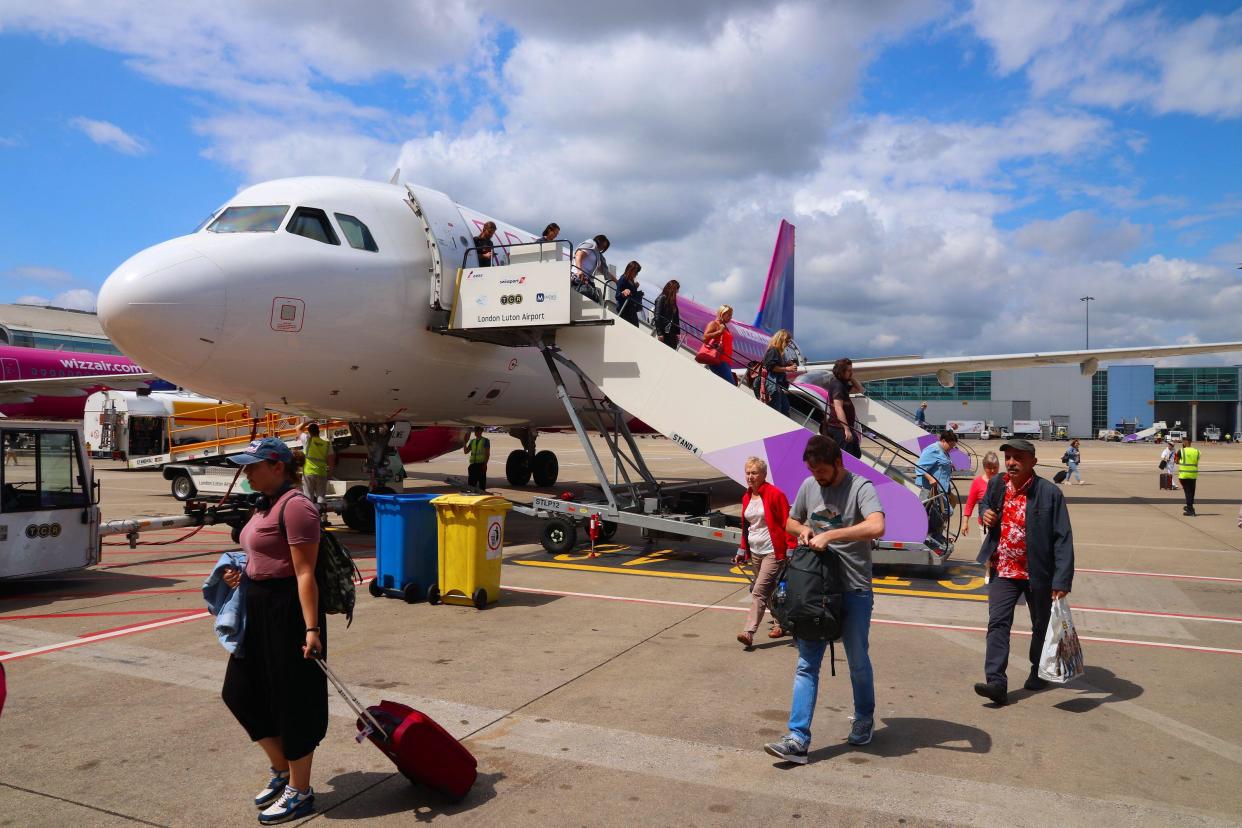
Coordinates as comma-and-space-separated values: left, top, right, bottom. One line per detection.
764, 435, 885, 765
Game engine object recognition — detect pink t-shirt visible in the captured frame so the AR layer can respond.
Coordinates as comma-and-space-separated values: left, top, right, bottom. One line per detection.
241, 489, 321, 580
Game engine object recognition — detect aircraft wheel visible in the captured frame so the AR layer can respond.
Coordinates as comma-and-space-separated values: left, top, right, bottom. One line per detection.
230, 523, 243, 545
531, 450, 559, 487
170, 473, 196, 501
541, 518, 577, 555
506, 449, 532, 486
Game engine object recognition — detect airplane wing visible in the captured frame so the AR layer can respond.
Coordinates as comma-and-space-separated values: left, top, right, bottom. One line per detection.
802, 341, 1242, 386
0, 373, 157, 404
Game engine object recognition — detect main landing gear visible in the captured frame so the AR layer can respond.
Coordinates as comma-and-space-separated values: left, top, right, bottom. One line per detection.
340, 422, 402, 533
504, 426, 559, 487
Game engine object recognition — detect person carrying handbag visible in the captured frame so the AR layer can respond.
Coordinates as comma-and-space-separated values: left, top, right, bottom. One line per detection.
701, 305, 737, 385
761, 329, 797, 416
652, 280, 681, 349
733, 457, 795, 648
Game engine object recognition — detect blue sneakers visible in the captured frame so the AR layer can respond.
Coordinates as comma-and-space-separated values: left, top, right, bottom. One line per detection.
847, 717, 874, 746
258, 785, 314, 824
254, 768, 289, 809
763, 735, 808, 765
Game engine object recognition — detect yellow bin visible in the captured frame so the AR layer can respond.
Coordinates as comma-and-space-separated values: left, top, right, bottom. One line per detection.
430, 494, 512, 609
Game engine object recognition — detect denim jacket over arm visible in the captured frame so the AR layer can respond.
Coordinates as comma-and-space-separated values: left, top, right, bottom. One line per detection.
203, 550, 248, 656
974, 474, 1075, 592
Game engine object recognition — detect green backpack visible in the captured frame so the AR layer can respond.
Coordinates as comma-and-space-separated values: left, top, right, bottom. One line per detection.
278, 494, 361, 627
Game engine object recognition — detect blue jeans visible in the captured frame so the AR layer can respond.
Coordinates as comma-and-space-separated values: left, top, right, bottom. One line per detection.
787, 589, 874, 748
707, 361, 736, 384
1067, 460, 1081, 482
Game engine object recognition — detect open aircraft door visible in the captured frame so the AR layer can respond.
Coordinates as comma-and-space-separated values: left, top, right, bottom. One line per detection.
404, 183, 472, 311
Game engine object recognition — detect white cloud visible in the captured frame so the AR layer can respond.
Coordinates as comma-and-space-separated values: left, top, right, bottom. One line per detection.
70, 117, 148, 155
1013, 211, 1148, 262
15, 288, 97, 311
967, 1, 1242, 118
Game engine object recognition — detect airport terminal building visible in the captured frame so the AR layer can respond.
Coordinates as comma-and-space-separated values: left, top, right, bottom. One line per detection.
864, 364, 1242, 440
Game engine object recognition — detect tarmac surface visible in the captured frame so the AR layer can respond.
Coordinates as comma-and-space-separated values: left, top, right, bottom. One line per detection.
2, 433, 1241, 826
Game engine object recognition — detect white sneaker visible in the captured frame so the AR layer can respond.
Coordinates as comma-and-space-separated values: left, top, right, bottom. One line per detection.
258, 785, 314, 824
254, 768, 289, 809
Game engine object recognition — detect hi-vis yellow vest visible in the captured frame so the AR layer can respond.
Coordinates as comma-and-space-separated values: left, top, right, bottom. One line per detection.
468, 437, 489, 464
304, 435, 331, 477
1178, 446, 1200, 479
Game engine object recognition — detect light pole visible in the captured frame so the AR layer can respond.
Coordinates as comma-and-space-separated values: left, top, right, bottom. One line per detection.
1080, 296, 1095, 350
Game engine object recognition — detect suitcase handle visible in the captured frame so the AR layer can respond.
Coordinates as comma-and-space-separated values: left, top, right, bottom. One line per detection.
315, 658, 387, 737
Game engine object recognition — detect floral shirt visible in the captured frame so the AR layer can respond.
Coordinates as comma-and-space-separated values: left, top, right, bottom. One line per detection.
992, 473, 1033, 580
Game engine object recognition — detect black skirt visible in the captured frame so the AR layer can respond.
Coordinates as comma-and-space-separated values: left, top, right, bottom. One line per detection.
221, 576, 327, 761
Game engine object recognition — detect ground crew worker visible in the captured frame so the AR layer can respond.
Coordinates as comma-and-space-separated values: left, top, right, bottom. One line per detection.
1177, 436, 1200, 516
296, 422, 334, 521
464, 427, 490, 491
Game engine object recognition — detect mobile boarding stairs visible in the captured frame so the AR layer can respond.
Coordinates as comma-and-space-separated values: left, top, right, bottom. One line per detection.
433, 242, 960, 566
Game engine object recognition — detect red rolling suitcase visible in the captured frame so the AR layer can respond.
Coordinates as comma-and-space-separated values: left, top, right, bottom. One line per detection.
317, 660, 477, 801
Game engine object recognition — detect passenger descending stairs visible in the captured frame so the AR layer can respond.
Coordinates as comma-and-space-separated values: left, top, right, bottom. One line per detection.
551, 292, 932, 544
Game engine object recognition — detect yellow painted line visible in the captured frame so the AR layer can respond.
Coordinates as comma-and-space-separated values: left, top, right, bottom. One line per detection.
514, 559, 745, 583
511, 559, 988, 601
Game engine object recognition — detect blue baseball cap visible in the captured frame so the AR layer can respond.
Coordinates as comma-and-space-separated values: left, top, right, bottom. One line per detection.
230, 437, 294, 466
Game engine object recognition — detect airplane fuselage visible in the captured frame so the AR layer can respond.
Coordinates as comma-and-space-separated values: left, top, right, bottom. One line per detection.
99, 177, 779, 428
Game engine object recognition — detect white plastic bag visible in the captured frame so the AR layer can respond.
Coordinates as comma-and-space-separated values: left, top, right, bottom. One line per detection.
1038, 597, 1085, 683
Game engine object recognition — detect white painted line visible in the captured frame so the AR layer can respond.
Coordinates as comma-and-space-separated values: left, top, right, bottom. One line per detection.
0, 611, 210, 662
502, 585, 1242, 656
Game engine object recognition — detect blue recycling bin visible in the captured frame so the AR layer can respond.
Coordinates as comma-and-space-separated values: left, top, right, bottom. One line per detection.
367, 493, 440, 603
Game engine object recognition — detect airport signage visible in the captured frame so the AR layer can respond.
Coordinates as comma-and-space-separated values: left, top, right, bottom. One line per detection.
945, 419, 985, 436
457, 261, 570, 328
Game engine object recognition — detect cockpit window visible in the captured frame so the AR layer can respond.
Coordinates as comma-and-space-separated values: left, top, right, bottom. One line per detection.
335, 213, 378, 252
208, 205, 289, 233
286, 207, 340, 245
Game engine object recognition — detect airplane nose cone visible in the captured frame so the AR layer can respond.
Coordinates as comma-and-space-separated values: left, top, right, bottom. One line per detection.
98, 239, 227, 376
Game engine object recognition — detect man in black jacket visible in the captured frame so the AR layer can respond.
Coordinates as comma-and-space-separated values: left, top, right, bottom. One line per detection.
973, 439, 1075, 706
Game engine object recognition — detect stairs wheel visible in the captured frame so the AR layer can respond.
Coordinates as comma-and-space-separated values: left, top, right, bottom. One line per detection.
540, 517, 577, 555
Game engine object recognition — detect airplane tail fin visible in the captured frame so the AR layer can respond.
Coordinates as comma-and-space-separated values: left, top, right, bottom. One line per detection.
753, 220, 795, 336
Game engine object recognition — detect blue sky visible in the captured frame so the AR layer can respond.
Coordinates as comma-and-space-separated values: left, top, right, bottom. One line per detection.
0, 0, 1239, 359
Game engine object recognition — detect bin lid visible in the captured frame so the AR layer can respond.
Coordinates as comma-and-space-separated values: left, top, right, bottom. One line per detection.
430, 494, 512, 510
367, 492, 440, 503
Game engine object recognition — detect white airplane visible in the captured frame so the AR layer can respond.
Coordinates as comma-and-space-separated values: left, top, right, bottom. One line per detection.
97, 176, 1242, 541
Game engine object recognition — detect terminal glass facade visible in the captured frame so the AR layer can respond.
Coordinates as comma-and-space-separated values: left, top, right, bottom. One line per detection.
1091, 372, 1108, 434
863, 371, 991, 401
1153, 367, 1239, 402
2, 329, 121, 355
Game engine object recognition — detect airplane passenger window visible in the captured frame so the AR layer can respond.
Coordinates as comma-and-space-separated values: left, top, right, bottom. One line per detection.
208, 205, 289, 233
334, 213, 378, 252
287, 207, 340, 245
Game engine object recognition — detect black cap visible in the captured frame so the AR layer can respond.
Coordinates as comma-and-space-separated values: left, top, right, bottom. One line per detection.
1000, 438, 1037, 454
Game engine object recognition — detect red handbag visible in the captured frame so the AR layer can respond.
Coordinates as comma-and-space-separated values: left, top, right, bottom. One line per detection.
695, 341, 721, 364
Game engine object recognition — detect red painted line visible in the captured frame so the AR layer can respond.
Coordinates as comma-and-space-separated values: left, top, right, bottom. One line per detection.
0, 588, 204, 601
501, 586, 1242, 657
0, 611, 211, 662
1078, 567, 1242, 584
0, 610, 199, 621
80, 611, 206, 638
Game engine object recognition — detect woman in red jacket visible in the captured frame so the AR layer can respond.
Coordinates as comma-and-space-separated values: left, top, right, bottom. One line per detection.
734, 457, 794, 648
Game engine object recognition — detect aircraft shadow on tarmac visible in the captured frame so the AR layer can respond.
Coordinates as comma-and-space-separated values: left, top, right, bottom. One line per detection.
805, 717, 992, 763
0, 570, 182, 613
319, 769, 503, 820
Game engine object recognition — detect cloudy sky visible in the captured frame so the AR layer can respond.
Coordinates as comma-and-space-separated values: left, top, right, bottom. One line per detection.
0, 0, 1239, 362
